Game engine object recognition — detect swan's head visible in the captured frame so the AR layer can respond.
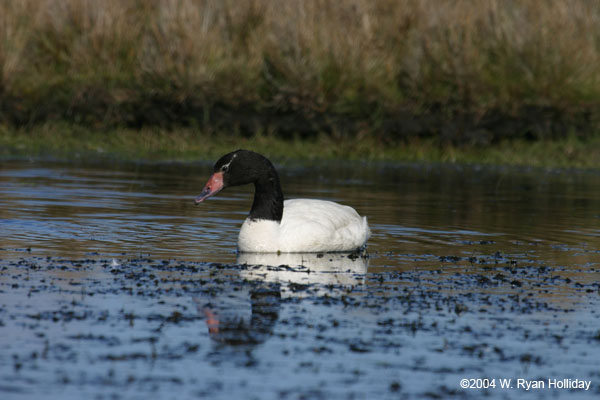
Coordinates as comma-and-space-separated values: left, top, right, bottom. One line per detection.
194, 149, 274, 204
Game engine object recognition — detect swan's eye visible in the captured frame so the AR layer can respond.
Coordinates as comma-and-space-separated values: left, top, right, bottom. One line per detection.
221, 165, 229, 172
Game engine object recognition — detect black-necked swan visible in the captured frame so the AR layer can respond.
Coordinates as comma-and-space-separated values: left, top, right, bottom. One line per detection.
194, 149, 370, 253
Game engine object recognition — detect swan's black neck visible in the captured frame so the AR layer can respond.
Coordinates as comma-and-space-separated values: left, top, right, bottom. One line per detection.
214, 149, 284, 222
249, 170, 284, 222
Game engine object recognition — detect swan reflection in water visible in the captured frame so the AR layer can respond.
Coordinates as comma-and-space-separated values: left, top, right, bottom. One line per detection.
195, 252, 368, 347
237, 252, 368, 287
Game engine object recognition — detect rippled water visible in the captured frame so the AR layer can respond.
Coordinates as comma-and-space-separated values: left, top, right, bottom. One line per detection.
2, 161, 598, 266
1, 160, 600, 399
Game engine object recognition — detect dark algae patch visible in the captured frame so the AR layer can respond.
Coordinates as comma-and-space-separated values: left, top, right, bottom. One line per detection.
1, 253, 599, 399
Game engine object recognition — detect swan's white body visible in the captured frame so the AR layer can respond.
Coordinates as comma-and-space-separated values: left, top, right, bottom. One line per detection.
238, 199, 370, 253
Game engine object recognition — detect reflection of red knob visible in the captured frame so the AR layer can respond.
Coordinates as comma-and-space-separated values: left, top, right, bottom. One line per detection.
203, 307, 220, 334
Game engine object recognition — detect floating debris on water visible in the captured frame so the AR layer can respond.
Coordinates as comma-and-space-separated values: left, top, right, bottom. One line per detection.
1, 254, 599, 399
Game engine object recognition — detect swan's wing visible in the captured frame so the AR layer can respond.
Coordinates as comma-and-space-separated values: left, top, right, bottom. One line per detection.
279, 199, 370, 252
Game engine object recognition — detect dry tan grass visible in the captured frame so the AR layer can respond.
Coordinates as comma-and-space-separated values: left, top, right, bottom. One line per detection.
1, 0, 599, 136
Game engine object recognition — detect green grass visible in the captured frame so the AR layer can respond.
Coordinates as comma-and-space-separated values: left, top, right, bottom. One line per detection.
1, 1, 600, 142
2, 124, 598, 169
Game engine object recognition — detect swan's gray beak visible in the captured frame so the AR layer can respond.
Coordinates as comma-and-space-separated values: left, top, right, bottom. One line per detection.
194, 171, 224, 204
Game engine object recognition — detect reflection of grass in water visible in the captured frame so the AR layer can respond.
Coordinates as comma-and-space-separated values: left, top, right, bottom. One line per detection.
1, 123, 599, 168
1, 0, 600, 141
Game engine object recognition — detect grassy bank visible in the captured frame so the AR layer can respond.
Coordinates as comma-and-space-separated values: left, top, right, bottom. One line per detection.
2, 124, 599, 169
1, 0, 600, 143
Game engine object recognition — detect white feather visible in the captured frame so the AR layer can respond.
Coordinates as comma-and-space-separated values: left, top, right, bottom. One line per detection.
238, 199, 370, 253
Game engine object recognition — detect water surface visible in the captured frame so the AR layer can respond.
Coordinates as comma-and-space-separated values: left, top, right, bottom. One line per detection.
1, 160, 599, 399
